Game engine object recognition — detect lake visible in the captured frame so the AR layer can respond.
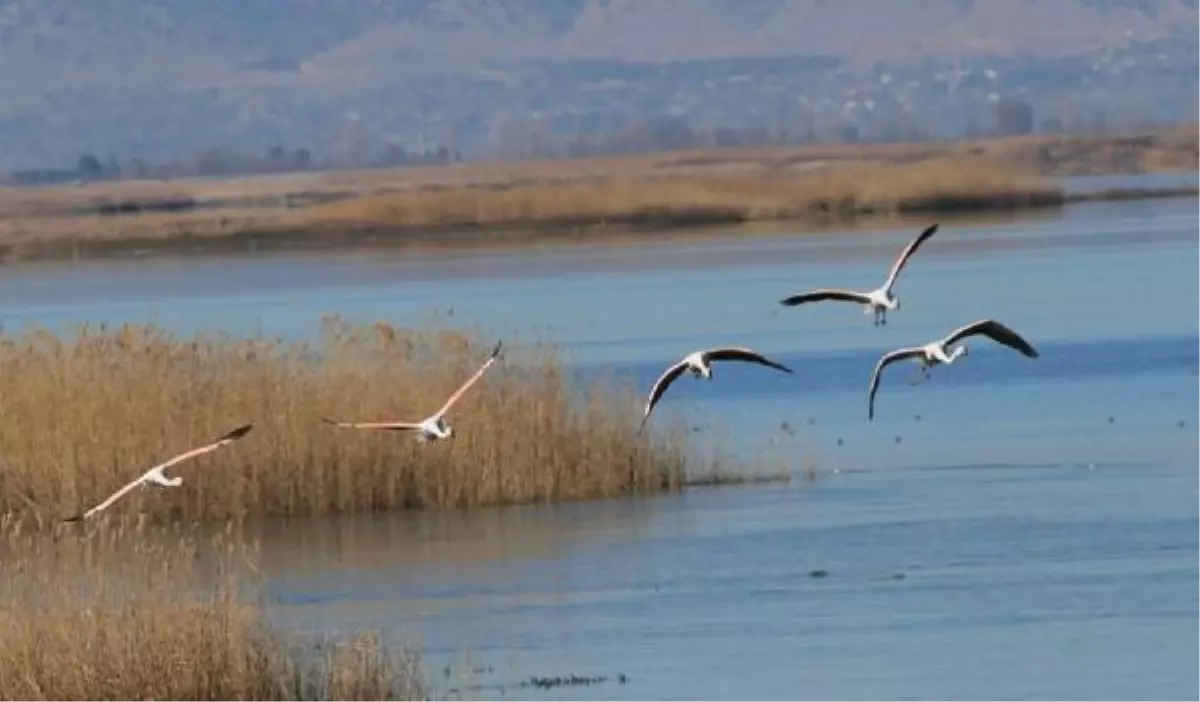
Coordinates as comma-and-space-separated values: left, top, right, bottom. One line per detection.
1, 188, 1197, 700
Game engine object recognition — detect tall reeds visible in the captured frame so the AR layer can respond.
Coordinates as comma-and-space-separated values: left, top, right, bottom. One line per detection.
0, 520, 426, 700
0, 319, 691, 523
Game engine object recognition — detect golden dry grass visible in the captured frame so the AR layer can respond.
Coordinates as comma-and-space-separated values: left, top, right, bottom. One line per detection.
0, 158, 1066, 267
0, 521, 426, 700
0, 208, 270, 249
308, 154, 1063, 231
0, 319, 692, 522
1, 123, 1192, 220
0, 156, 1077, 263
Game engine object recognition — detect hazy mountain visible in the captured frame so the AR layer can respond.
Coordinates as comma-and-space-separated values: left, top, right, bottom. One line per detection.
0, 0, 1195, 170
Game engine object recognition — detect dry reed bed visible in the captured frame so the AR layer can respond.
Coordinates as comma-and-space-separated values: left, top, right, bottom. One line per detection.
0, 521, 425, 700
2, 123, 1192, 220
0, 207, 270, 247
307, 155, 1065, 232
0, 319, 692, 522
6, 125, 1196, 213
2, 125, 1195, 263
2, 155, 1059, 261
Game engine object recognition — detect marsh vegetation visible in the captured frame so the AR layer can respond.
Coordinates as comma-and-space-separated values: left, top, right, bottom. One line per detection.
0, 319, 699, 523
0, 522, 426, 700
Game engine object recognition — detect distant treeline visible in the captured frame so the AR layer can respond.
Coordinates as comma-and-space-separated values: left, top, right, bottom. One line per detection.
0, 95, 1155, 186
3, 142, 463, 186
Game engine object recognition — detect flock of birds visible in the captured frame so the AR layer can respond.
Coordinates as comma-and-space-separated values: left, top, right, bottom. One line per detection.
636, 223, 1040, 430
66, 222, 1041, 522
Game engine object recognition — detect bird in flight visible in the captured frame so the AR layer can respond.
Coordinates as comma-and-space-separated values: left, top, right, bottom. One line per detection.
63, 423, 254, 522
638, 346, 793, 432
779, 223, 939, 326
867, 319, 1040, 420
322, 341, 503, 443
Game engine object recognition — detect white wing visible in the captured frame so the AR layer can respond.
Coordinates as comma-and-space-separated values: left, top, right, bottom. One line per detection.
321, 417, 423, 431
867, 347, 926, 421
942, 319, 1039, 358
704, 347, 793, 374
882, 223, 939, 292
780, 289, 873, 307
434, 340, 503, 418
637, 358, 691, 433
71, 473, 150, 521
152, 424, 254, 472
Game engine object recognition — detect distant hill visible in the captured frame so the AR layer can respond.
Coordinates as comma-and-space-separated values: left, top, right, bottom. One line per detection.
0, 0, 1196, 170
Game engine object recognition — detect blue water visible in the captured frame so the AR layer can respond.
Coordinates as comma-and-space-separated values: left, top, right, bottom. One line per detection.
1062, 171, 1199, 195
2, 190, 1197, 700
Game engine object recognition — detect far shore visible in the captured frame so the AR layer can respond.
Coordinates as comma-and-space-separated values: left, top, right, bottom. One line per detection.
0, 124, 1195, 266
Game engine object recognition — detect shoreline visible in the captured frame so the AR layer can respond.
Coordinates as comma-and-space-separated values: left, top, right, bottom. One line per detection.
2, 124, 1195, 267
3, 472, 794, 530
0, 182, 1194, 267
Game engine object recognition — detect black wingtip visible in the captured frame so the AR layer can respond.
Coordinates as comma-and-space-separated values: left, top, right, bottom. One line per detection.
62, 514, 85, 523
491, 340, 503, 359
924, 223, 940, 235
219, 424, 253, 442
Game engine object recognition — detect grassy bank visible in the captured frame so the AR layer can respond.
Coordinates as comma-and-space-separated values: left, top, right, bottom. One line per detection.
0, 320, 695, 523
0, 157, 1069, 262
0, 523, 425, 700
307, 155, 1065, 233
1, 123, 1194, 219
0, 124, 1194, 264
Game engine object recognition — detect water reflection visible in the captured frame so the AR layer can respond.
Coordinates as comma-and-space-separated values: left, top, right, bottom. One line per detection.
239, 497, 677, 588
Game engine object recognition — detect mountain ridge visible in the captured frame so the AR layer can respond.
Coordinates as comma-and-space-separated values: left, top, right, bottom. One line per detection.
0, 0, 1195, 169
